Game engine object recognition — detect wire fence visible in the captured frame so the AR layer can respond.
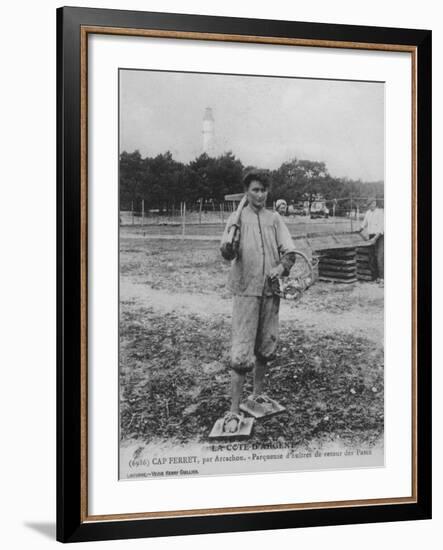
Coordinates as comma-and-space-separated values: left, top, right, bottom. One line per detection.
120, 200, 234, 226
120, 197, 384, 238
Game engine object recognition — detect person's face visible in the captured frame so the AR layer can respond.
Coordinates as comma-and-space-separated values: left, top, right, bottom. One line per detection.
246, 180, 267, 209
369, 200, 376, 211
277, 204, 287, 215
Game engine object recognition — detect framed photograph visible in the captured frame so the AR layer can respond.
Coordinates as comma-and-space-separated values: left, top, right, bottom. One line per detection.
57, 6, 431, 543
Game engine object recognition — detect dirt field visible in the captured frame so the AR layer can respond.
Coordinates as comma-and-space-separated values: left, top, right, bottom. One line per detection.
120, 234, 384, 449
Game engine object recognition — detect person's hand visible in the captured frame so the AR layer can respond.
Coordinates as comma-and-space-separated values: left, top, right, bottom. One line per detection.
269, 264, 284, 280
220, 241, 234, 260
221, 238, 239, 260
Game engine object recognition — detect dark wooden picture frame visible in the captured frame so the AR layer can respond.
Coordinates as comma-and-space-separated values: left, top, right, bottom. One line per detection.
57, 6, 431, 543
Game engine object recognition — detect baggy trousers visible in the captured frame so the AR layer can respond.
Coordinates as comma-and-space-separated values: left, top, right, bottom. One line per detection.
230, 294, 280, 374
368, 234, 384, 280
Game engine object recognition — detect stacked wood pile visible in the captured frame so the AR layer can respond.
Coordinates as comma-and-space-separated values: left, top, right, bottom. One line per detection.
318, 249, 357, 284
356, 246, 374, 281
292, 233, 376, 285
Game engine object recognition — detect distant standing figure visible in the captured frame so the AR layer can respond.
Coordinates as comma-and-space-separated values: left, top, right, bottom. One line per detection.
360, 198, 384, 284
276, 199, 288, 217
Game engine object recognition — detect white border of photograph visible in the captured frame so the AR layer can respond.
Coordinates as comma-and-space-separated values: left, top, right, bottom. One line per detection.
88, 33, 411, 516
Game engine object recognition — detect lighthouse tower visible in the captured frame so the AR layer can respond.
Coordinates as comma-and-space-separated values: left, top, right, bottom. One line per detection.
202, 107, 215, 156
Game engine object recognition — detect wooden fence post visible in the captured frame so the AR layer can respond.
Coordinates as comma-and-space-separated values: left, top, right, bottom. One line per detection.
350, 194, 353, 232
181, 201, 186, 238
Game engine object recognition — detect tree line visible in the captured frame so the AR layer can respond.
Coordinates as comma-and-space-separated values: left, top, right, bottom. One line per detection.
120, 150, 383, 214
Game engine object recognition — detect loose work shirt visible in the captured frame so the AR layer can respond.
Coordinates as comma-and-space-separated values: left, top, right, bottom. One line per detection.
361, 208, 384, 236
221, 205, 296, 296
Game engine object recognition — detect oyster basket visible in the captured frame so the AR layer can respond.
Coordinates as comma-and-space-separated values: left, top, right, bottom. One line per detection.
277, 250, 319, 301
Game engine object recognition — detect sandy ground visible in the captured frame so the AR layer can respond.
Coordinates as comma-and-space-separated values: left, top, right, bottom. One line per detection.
121, 279, 384, 345
118, 236, 384, 457
119, 234, 383, 345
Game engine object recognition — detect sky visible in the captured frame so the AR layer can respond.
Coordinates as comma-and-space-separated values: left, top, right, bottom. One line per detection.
119, 69, 384, 182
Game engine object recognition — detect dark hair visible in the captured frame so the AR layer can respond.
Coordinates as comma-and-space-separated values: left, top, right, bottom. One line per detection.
243, 170, 270, 190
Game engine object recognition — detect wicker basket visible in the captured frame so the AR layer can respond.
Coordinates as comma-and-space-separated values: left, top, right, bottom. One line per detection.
274, 251, 318, 301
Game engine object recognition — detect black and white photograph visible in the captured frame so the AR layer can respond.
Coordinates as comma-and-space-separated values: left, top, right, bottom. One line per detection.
0, 0, 436, 545
118, 69, 385, 479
